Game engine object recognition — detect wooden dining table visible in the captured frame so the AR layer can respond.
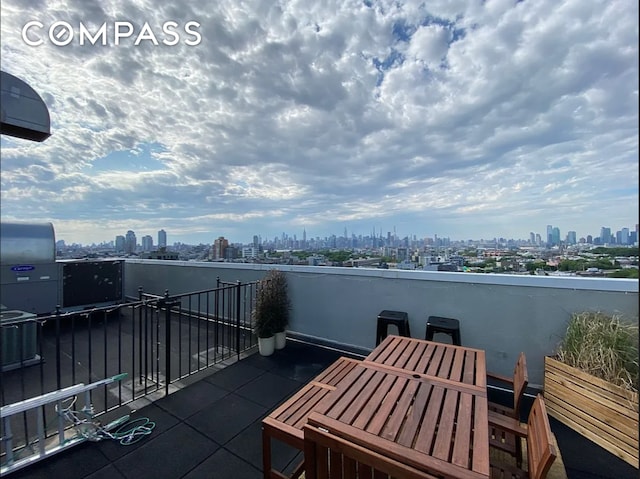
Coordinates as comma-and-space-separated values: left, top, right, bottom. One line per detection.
307, 336, 490, 479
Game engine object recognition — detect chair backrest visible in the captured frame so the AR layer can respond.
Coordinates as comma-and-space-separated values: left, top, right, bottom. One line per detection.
526, 395, 557, 479
513, 352, 529, 418
303, 423, 438, 479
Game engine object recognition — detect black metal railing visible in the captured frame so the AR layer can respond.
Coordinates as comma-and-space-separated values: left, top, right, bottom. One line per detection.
0, 279, 259, 466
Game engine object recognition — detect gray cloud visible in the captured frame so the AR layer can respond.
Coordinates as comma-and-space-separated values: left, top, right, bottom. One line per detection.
0, 0, 637, 244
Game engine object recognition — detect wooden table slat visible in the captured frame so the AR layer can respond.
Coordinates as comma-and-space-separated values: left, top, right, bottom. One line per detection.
352, 373, 397, 430
432, 388, 458, 461
425, 344, 446, 377
414, 385, 445, 455
452, 392, 473, 468
371, 375, 409, 437
325, 366, 376, 420
414, 341, 436, 375
396, 382, 433, 448
405, 340, 427, 372
313, 357, 358, 386
463, 349, 476, 385
439, 346, 456, 381
289, 388, 333, 430
450, 347, 466, 383
380, 378, 419, 442
339, 369, 387, 425
472, 395, 490, 474
384, 336, 406, 367
362, 375, 404, 436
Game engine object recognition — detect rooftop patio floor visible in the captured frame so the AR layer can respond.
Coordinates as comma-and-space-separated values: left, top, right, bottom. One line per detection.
5, 340, 637, 479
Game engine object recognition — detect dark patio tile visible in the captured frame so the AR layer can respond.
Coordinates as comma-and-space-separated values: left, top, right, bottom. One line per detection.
234, 371, 303, 410
96, 403, 180, 461
185, 393, 267, 445
113, 423, 218, 479
204, 362, 266, 391
225, 420, 299, 472
240, 352, 281, 371
154, 380, 230, 419
85, 464, 127, 479
182, 448, 261, 479
6, 442, 110, 479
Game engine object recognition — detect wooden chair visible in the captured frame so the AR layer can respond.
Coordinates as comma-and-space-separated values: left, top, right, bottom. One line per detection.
488, 352, 528, 466
303, 421, 438, 479
489, 394, 557, 479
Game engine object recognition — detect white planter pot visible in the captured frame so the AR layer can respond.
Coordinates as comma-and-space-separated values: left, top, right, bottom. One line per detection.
274, 331, 287, 350
258, 336, 275, 356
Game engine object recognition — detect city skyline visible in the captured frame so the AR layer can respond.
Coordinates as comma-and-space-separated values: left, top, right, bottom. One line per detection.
60, 222, 639, 248
1, 1, 638, 245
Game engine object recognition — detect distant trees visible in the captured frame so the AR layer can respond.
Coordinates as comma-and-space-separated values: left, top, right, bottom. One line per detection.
589, 247, 639, 257
608, 269, 639, 278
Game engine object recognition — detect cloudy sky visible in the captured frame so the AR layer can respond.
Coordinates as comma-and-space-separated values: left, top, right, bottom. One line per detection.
1, 0, 638, 246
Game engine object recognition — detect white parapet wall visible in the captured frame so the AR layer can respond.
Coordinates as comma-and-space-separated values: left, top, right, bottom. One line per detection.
124, 260, 639, 387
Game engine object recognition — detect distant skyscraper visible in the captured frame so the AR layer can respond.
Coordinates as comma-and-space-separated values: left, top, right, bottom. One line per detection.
115, 235, 125, 253
620, 228, 629, 245
212, 236, 229, 260
546, 225, 553, 245
142, 235, 153, 252
586, 235, 593, 244
551, 227, 561, 246
125, 230, 137, 254
535, 233, 542, 245
600, 227, 611, 244
158, 229, 167, 248
566, 231, 577, 245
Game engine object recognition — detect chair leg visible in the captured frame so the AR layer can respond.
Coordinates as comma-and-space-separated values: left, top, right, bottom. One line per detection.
425, 326, 434, 341
376, 322, 387, 345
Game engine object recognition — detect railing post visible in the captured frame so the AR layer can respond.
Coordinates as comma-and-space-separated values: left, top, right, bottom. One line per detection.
236, 280, 241, 358
55, 305, 62, 391
138, 286, 143, 301
164, 290, 171, 396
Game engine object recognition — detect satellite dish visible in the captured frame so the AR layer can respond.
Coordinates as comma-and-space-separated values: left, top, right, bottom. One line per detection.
0, 71, 51, 142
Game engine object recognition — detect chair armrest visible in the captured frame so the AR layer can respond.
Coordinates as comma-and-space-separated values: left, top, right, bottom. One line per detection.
487, 371, 514, 386
488, 410, 527, 438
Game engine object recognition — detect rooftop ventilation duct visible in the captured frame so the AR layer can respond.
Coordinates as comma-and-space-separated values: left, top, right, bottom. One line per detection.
0, 71, 51, 142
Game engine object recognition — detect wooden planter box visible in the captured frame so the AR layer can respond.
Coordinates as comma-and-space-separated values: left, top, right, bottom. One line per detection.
544, 356, 639, 468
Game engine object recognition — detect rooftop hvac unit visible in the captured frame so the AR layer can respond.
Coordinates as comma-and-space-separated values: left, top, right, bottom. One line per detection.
0, 310, 40, 371
0, 71, 51, 142
0, 222, 59, 314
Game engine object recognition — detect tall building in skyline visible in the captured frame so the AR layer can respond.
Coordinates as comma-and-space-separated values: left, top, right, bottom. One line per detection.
158, 229, 167, 248
600, 227, 611, 244
142, 235, 153, 252
125, 230, 137, 254
566, 231, 577, 245
620, 227, 629, 245
115, 235, 125, 253
212, 236, 229, 260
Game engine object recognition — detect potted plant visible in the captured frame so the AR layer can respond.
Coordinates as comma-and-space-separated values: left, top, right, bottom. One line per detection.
253, 269, 290, 355
544, 311, 638, 468
267, 269, 291, 350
